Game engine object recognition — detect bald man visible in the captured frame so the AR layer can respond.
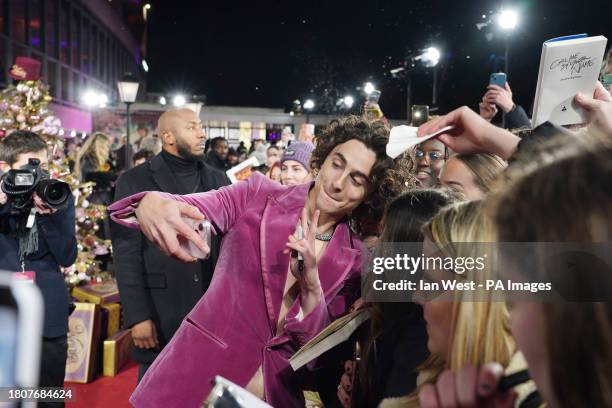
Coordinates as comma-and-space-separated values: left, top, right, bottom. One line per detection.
110, 109, 229, 381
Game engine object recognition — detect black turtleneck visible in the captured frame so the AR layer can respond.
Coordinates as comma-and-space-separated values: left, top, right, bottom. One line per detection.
160, 149, 204, 194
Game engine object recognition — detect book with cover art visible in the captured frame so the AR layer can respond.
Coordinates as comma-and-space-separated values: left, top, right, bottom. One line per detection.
226, 156, 260, 184
531, 34, 607, 127
289, 307, 371, 371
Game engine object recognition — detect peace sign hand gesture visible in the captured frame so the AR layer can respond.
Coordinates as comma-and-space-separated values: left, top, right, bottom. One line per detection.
284, 207, 322, 294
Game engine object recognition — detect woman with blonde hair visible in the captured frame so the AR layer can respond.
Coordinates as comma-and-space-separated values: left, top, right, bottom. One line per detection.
380, 201, 539, 408
75, 132, 116, 205
438, 153, 506, 199
419, 135, 612, 408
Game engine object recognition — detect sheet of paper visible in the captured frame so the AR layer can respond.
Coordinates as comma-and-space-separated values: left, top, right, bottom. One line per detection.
386, 125, 454, 159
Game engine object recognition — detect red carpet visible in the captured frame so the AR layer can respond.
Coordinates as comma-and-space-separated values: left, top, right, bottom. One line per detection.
65, 361, 138, 407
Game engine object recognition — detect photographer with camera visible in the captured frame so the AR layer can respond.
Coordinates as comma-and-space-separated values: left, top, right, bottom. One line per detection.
0, 131, 76, 407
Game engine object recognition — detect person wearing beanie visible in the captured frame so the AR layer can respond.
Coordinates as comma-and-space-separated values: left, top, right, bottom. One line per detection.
280, 141, 314, 186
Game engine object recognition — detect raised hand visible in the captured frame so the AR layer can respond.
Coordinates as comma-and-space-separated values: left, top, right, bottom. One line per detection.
417, 106, 520, 160
479, 101, 499, 122
134, 192, 209, 262
574, 81, 612, 135
284, 207, 322, 293
484, 82, 515, 113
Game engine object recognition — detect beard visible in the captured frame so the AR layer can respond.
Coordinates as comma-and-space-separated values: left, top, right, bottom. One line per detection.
176, 138, 204, 161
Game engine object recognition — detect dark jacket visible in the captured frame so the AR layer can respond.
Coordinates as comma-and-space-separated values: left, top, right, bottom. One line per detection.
114, 144, 134, 173
356, 304, 429, 407
315, 303, 429, 408
79, 155, 117, 206
504, 104, 531, 129
205, 150, 230, 171
110, 152, 230, 363
0, 199, 77, 337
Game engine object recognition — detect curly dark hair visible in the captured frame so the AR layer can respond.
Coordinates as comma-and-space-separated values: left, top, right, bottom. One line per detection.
310, 115, 416, 235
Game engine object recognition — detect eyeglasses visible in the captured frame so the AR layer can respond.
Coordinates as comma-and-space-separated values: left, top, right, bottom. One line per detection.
415, 149, 446, 161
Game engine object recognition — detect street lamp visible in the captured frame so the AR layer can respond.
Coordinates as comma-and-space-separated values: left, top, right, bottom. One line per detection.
82, 90, 108, 108
173, 94, 186, 107
498, 9, 518, 30
364, 82, 375, 95
117, 73, 140, 170
304, 99, 315, 110
409, 46, 442, 108
143, 3, 151, 21
497, 9, 519, 74
343, 95, 354, 109
82, 90, 99, 108
421, 47, 441, 68
304, 99, 315, 123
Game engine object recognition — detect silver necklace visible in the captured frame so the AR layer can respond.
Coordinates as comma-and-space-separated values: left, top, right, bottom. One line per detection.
315, 231, 333, 242
307, 221, 334, 241
306, 209, 334, 241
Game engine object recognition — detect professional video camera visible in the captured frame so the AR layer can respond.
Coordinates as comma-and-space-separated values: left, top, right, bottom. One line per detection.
0, 158, 71, 212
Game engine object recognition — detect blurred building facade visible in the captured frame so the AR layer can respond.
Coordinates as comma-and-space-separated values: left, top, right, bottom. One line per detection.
0, 0, 147, 132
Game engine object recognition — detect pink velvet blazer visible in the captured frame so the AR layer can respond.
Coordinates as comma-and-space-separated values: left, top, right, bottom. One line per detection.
108, 173, 365, 407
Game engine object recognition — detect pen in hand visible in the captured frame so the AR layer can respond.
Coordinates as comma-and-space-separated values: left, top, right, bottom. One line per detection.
297, 225, 304, 272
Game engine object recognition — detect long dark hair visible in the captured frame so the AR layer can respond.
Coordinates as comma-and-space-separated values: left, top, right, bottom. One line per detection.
359, 188, 457, 406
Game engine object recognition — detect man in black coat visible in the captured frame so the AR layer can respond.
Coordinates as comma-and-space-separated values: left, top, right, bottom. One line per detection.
205, 136, 231, 171
111, 108, 229, 381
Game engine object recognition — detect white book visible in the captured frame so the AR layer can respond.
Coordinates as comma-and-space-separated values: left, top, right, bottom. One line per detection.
531, 34, 607, 127
225, 156, 260, 184
289, 308, 371, 371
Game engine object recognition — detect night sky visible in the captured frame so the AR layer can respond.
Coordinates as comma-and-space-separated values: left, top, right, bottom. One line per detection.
145, 0, 610, 119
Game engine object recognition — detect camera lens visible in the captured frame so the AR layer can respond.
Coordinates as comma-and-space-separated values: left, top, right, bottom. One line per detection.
37, 179, 71, 207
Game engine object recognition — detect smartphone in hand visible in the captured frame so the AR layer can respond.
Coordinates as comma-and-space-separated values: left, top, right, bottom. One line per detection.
490, 72, 507, 88
179, 218, 212, 260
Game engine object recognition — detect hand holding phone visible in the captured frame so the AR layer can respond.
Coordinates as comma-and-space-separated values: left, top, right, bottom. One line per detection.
179, 217, 212, 260
490, 72, 507, 88
486, 75, 514, 113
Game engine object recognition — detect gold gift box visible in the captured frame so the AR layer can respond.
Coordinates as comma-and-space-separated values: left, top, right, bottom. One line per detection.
101, 303, 121, 339
72, 278, 120, 304
65, 303, 102, 383
103, 330, 133, 376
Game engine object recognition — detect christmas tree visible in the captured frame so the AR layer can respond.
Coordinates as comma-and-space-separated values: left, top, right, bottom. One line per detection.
0, 57, 111, 287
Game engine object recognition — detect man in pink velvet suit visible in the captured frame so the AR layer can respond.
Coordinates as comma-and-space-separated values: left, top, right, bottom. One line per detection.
108, 116, 410, 407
